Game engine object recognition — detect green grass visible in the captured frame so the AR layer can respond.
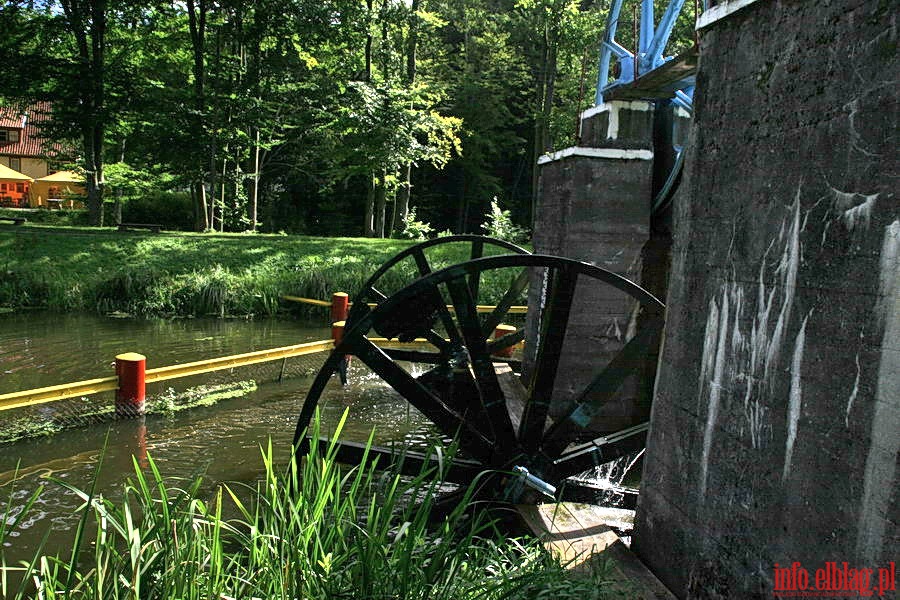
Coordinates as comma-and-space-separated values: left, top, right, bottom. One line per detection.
0, 225, 528, 318
0, 412, 626, 599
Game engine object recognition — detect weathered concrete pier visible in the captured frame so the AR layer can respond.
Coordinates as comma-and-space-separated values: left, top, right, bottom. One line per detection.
530, 0, 897, 597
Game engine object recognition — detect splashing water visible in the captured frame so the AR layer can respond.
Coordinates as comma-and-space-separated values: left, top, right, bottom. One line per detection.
568, 449, 645, 506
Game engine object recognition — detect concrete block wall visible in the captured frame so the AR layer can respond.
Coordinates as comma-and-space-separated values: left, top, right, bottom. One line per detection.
633, 0, 898, 597
526, 101, 657, 429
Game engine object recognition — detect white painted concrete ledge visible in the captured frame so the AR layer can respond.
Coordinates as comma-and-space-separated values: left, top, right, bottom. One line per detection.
537, 147, 654, 165
580, 101, 654, 121
697, 0, 765, 30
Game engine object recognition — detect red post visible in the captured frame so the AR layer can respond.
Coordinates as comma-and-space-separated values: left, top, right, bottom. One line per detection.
331, 292, 349, 324
331, 320, 351, 385
492, 324, 518, 358
116, 352, 146, 417
332, 320, 346, 346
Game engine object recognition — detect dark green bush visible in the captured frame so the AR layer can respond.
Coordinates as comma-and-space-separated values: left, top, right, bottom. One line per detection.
0, 208, 90, 226
122, 192, 194, 230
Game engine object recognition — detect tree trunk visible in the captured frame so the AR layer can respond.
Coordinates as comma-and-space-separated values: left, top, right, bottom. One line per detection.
90, 0, 106, 226
374, 170, 387, 238
113, 138, 125, 225
394, 0, 420, 236
85, 165, 103, 226
362, 0, 374, 236
250, 128, 260, 231
364, 173, 375, 237
197, 181, 209, 230
60, 0, 106, 226
187, 0, 210, 231
207, 132, 218, 230
219, 157, 227, 232
393, 163, 410, 232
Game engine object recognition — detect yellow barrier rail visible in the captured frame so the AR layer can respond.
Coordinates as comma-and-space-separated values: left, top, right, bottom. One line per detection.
145, 339, 334, 383
0, 334, 522, 413
0, 339, 334, 413
283, 295, 528, 314
282, 295, 332, 307
0, 377, 119, 413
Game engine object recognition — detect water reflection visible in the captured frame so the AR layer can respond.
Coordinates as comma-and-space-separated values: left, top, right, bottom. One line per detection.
0, 313, 423, 563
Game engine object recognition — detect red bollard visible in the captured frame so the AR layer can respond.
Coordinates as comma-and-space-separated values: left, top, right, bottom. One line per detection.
492, 324, 518, 358
332, 320, 346, 346
331, 292, 349, 324
115, 352, 146, 417
331, 320, 351, 385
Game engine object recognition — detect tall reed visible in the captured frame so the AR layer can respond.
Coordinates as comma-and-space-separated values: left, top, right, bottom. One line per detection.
0, 413, 622, 599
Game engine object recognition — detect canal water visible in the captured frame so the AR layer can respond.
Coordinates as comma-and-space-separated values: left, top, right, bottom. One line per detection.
0, 312, 430, 563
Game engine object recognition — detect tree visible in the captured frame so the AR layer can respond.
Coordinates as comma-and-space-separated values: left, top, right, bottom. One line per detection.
1, 0, 673, 236
55, 0, 108, 224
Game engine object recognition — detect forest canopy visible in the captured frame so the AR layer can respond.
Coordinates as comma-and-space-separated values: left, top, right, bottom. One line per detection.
0, 0, 691, 235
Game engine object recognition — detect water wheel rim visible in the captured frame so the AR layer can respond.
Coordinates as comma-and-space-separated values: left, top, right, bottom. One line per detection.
345, 235, 531, 328
294, 254, 664, 496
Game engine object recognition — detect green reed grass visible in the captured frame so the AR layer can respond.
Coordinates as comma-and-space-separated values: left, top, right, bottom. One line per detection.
0, 227, 529, 318
0, 412, 623, 599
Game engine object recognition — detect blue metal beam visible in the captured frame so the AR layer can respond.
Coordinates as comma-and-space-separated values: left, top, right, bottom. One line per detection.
642, 0, 687, 73
596, 0, 693, 107
595, 0, 634, 104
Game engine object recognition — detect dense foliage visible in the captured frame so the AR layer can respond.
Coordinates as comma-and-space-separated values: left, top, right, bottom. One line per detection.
0, 414, 628, 598
0, 0, 620, 235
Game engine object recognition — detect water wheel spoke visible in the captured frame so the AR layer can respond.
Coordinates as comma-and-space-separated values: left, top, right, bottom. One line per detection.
423, 329, 453, 352
410, 248, 464, 346
540, 318, 663, 458
548, 423, 649, 480
486, 327, 526, 354
305, 437, 485, 485
411, 246, 433, 277
482, 268, 529, 334
355, 337, 494, 461
519, 266, 579, 451
446, 277, 519, 450
292, 351, 348, 451
468, 238, 484, 302
382, 348, 445, 364
415, 361, 490, 426
369, 287, 388, 301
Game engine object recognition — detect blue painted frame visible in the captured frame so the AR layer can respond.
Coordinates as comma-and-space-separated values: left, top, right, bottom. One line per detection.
595, 0, 693, 106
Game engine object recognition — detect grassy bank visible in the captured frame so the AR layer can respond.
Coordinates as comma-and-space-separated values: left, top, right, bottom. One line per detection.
0, 225, 524, 318
0, 414, 624, 599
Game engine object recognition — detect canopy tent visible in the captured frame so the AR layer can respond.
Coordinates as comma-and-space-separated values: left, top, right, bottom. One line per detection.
0, 164, 34, 208
35, 170, 84, 184
30, 170, 86, 209
0, 164, 34, 181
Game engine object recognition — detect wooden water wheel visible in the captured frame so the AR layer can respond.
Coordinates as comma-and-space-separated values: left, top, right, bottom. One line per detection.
293, 253, 664, 503
344, 235, 529, 328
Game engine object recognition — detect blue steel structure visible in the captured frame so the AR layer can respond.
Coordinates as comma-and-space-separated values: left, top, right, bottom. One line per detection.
596, 0, 695, 111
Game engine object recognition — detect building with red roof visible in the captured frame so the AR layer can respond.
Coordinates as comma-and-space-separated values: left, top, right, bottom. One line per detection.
0, 102, 64, 180
0, 103, 80, 208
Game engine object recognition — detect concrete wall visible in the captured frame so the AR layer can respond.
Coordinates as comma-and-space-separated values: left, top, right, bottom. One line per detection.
633, 0, 898, 597
526, 102, 659, 430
